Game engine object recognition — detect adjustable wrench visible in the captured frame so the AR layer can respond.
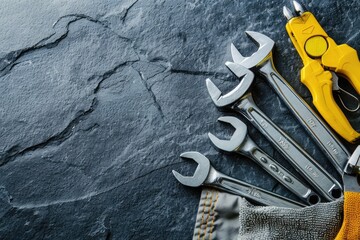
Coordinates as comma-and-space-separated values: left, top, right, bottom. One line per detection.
172, 151, 306, 208
208, 116, 320, 205
206, 63, 342, 201
230, 31, 350, 174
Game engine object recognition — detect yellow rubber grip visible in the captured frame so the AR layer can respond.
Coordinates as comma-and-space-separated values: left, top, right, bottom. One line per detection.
322, 39, 360, 94
301, 60, 360, 143
335, 191, 360, 240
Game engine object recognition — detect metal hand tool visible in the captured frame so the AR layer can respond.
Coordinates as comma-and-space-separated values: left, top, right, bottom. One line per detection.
208, 116, 320, 205
206, 63, 342, 201
335, 146, 360, 239
172, 151, 306, 208
283, 1, 360, 143
230, 30, 350, 174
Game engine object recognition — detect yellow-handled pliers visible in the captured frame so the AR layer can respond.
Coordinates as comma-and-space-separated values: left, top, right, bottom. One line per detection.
283, 1, 360, 143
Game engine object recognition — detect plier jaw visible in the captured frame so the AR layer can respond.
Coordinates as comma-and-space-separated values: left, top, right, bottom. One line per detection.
284, 3, 360, 143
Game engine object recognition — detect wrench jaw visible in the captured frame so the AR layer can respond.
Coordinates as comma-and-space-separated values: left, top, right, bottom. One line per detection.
208, 116, 248, 152
231, 31, 275, 69
206, 65, 254, 107
344, 146, 360, 175
343, 146, 360, 192
206, 79, 225, 107
231, 43, 246, 65
224, 62, 254, 80
172, 152, 211, 187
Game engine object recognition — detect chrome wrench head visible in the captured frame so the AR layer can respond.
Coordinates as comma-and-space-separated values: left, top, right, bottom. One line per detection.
344, 145, 360, 175
231, 31, 274, 68
172, 152, 211, 187
208, 116, 247, 152
343, 145, 360, 192
206, 63, 254, 107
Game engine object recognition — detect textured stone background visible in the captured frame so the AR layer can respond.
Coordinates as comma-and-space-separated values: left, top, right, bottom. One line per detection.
0, 0, 359, 239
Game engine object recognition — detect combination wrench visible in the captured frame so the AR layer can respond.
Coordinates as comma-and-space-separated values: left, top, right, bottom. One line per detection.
230, 31, 350, 174
206, 63, 342, 201
208, 116, 320, 205
173, 151, 306, 208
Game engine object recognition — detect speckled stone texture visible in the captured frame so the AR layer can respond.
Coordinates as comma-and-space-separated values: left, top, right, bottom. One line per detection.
0, 0, 359, 239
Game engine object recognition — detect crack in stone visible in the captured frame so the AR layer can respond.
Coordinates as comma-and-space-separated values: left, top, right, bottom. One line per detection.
170, 68, 228, 78
0, 98, 98, 167
0, 17, 79, 77
121, 0, 140, 23
0, 58, 141, 168
0, 58, 141, 167
53, 14, 131, 42
148, 56, 171, 65
0, 14, 132, 77
0, 12, 144, 167
82, 123, 100, 132
12, 161, 182, 209
0, 62, 225, 166
131, 66, 165, 119
93, 60, 139, 94
148, 71, 171, 89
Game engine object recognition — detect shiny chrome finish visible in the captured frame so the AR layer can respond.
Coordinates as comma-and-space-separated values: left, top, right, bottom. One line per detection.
293, 1, 305, 15
343, 146, 360, 192
344, 146, 360, 175
230, 31, 350, 175
206, 63, 343, 201
283, 6, 294, 20
173, 151, 306, 208
208, 116, 320, 205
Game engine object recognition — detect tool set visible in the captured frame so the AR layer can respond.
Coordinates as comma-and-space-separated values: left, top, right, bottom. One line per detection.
206, 62, 342, 201
230, 31, 350, 174
208, 116, 320, 205
173, 1, 360, 237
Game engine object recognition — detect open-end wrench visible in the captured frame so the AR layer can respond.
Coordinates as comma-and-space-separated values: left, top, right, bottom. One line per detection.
206, 63, 342, 201
172, 151, 306, 208
230, 31, 350, 174
208, 116, 320, 205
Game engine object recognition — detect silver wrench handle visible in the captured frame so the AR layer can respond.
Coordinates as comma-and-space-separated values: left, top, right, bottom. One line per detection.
208, 168, 306, 208
234, 94, 342, 201
259, 60, 350, 174
237, 137, 319, 204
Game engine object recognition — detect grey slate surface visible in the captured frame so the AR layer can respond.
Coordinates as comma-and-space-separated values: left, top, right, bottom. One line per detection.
0, 0, 359, 239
